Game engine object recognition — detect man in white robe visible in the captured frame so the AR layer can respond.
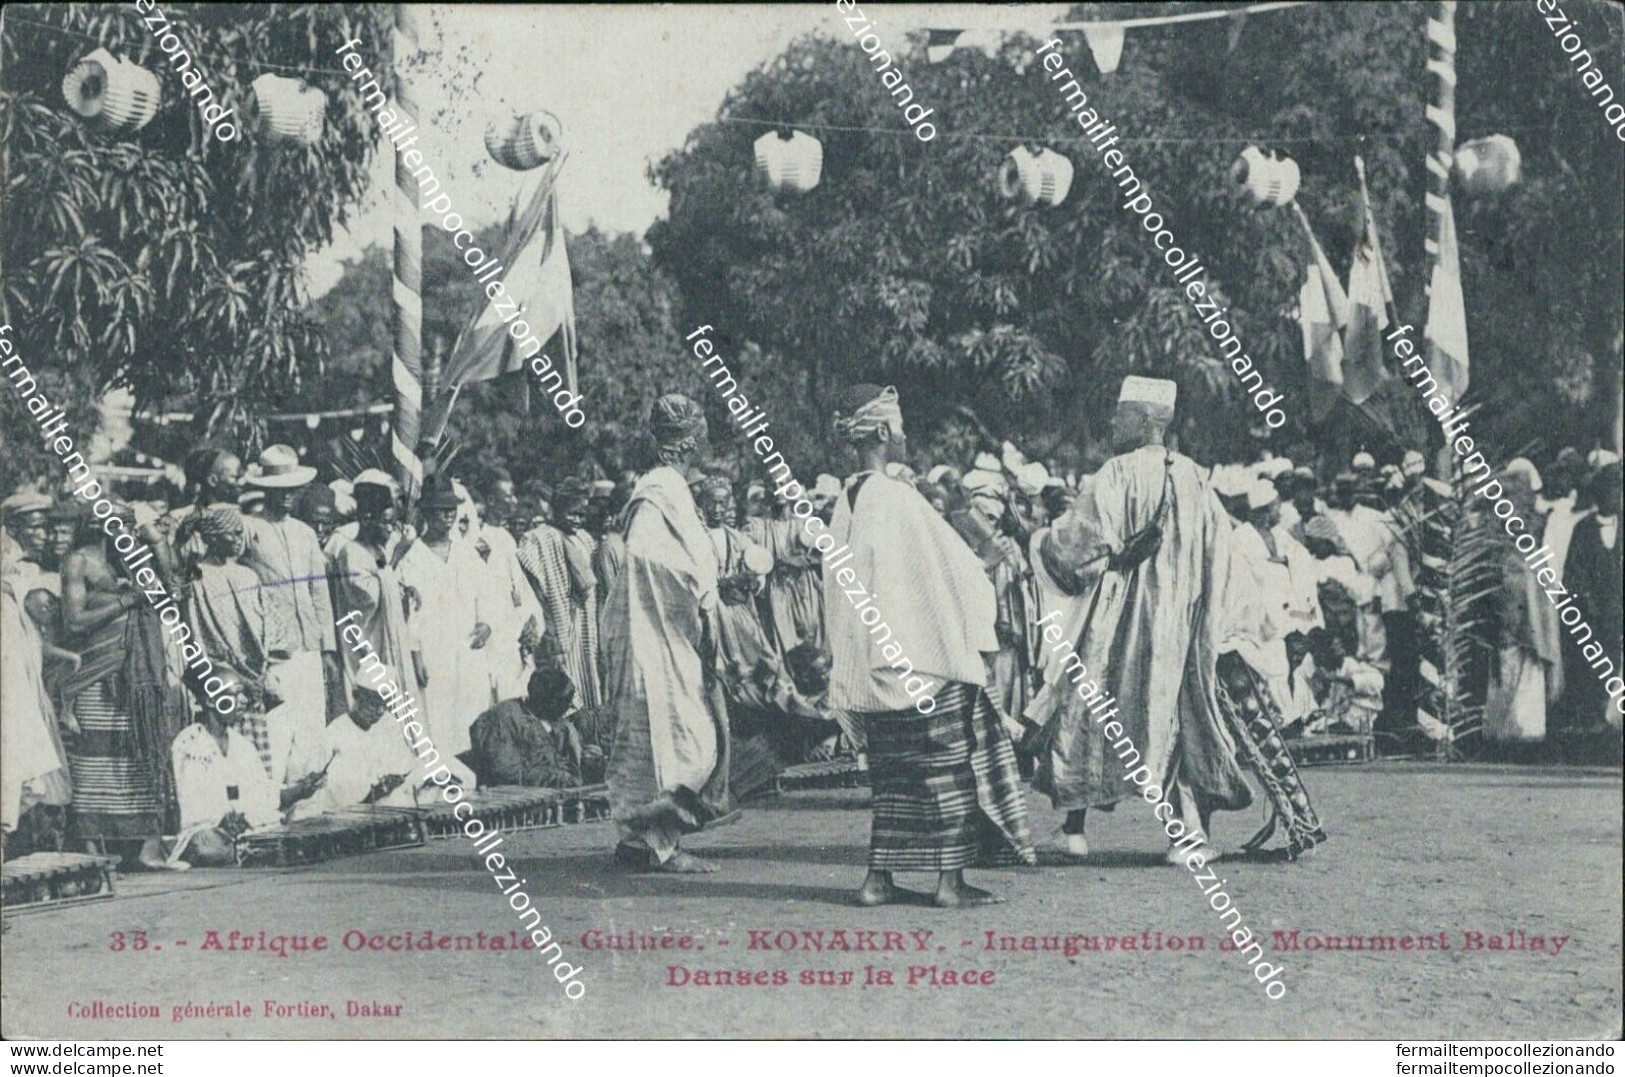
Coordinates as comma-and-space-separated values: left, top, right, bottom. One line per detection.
397, 475, 491, 787
1026, 377, 1253, 861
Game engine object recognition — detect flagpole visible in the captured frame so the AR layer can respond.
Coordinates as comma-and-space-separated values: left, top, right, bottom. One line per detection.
389, 2, 425, 501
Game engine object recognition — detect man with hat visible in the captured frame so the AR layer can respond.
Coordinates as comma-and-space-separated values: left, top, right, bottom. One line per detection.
397, 474, 494, 787
603, 393, 733, 873
1027, 376, 1253, 862
242, 444, 339, 786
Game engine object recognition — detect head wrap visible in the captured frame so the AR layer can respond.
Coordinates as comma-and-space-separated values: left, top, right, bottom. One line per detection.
925, 464, 960, 487
832, 385, 902, 444
1402, 449, 1426, 477
1352, 451, 1376, 471
1304, 515, 1347, 554
813, 473, 842, 500
1246, 478, 1279, 511
194, 505, 246, 556
650, 393, 707, 455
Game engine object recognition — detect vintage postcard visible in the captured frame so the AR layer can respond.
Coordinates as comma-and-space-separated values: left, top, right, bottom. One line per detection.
1, 0, 1621, 1047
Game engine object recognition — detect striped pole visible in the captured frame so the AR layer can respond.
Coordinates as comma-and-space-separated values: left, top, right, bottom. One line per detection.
390, 2, 424, 498
1422, 2, 1455, 299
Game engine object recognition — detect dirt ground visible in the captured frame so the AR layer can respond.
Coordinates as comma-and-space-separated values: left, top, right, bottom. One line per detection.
2, 761, 1619, 1040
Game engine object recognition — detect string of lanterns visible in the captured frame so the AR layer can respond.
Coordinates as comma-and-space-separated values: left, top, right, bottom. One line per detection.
56, 42, 331, 145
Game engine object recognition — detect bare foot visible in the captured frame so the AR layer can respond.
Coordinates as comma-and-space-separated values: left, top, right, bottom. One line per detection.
856, 878, 929, 907
658, 851, 718, 874
933, 880, 1003, 908
1166, 841, 1201, 866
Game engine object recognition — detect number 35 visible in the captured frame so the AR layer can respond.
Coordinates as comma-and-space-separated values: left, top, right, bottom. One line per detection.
108, 930, 149, 951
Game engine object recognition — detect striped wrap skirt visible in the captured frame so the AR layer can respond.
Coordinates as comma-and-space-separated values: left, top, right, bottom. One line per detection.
862, 682, 1036, 872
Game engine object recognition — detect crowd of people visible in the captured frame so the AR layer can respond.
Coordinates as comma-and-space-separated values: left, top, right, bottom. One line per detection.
3, 376, 1620, 903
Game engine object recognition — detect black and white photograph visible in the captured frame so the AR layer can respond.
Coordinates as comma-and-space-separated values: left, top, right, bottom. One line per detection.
1, 0, 1621, 1060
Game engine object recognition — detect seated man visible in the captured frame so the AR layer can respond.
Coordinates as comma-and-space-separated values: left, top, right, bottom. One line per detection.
1297, 629, 1385, 737
462, 667, 584, 789
291, 691, 421, 820
170, 680, 325, 866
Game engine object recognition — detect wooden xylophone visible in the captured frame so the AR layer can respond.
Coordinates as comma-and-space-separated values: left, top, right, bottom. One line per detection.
419, 785, 613, 840
1288, 733, 1375, 766
2, 852, 121, 913
776, 757, 867, 792
235, 805, 427, 868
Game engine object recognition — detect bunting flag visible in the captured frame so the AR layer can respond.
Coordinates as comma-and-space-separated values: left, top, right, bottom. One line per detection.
926, 29, 964, 64
1081, 25, 1125, 74
1423, 0, 1469, 400
923, 1, 1306, 67
444, 158, 577, 393
1343, 156, 1395, 405
1293, 204, 1348, 422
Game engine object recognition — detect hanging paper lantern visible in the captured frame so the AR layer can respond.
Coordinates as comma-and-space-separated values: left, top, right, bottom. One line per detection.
754, 130, 823, 194
252, 74, 327, 145
1453, 134, 1521, 196
1230, 146, 1300, 207
61, 48, 160, 134
484, 111, 563, 171
998, 146, 1074, 206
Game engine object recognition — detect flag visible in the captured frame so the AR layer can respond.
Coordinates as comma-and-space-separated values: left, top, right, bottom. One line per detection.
1343, 159, 1395, 405
1424, 194, 1469, 400
1082, 24, 1125, 74
1295, 208, 1348, 422
926, 29, 964, 63
445, 158, 577, 393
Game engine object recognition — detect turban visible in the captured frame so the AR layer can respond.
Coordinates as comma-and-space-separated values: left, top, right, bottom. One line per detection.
1402, 450, 1426, 477
832, 385, 902, 443
1352, 452, 1376, 471
812, 474, 842, 500
650, 393, 707, 453
194, 505, 246, 555
694, 475, 731, 502
1303, 515, 1347, 554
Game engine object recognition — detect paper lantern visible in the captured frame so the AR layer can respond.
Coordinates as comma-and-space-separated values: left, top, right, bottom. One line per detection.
754, 130, 823, 194
484, 111, 563, 171
1454, 134, 1521, 196
998, 146, 1074, 206
1230, 146, 1300, 207
62, 48, 160, 133
252, 74, 327, 144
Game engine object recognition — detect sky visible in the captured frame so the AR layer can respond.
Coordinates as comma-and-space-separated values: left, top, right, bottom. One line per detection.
305, 3, 1070, 297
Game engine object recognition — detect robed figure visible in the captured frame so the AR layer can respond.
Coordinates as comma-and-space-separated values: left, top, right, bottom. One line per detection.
603, 395, 731, 873
1027, 377, 1253, 859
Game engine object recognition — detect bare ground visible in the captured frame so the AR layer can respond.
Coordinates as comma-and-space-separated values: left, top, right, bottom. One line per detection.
2, 761, 1619, 1040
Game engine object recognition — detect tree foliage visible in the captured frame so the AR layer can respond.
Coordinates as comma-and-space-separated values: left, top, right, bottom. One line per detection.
647, 2, 1623, 471
1, 1, 390, 488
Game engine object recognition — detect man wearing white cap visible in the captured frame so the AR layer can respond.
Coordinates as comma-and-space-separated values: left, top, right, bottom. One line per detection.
1219, 479, 1322, 725
1027, 376, 1253, 861
243, 445, 338, 786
